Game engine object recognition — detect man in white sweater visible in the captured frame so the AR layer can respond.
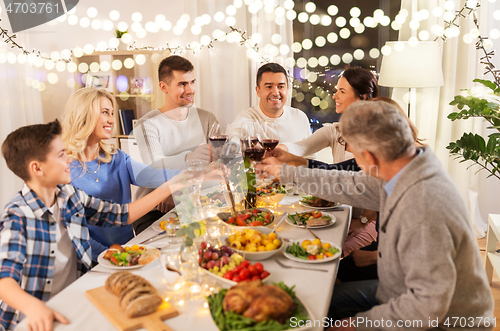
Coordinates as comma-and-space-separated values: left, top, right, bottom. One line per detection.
228, 63, 311, 145
132, 55, 218, 232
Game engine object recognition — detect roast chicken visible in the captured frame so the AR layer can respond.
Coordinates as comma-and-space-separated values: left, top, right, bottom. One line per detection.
222, 280, 296, 323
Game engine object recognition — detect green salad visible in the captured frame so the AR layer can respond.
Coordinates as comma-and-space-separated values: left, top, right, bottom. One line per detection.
207, 282, 309, 331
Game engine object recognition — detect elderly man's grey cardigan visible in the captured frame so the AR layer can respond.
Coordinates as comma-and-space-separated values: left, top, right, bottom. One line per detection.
280, 146, 494, 330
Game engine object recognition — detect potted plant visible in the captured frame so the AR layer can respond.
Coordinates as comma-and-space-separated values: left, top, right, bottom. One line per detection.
446, 78, 500, 180
114, 29, 129, 50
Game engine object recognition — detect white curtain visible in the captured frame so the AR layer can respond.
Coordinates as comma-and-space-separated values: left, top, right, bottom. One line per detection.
0, 15, 44, 208
394, 0, 500, 237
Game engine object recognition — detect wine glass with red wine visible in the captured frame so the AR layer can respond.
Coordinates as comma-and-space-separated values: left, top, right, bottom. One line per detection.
209, 123, 228, 161
240, 121, 261, 153
262, 122, 280, 151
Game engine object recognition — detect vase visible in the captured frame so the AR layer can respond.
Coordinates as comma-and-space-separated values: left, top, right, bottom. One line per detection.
118, 39, 128, 51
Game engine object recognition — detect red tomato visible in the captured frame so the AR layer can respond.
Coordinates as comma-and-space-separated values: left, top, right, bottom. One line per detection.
308, 255, 317, 260
238, 213, 251, 220
251, 209, 261, 214
248, 221, 264, 227
260, 270, 270, 279
233, 275, 241, 283
240, 260, 250, 268
110, 256, 118, 265
264, 213, 272, 221
239, 269, 251, 280
251, 275, 261, 281
254, 262, 264, 273
248, 265, 259, 276
227, 217, 236, 224
312, 211, 322, 218
233, 265, 243, 274
236, 219, 247, 226
223, 271, 234, 280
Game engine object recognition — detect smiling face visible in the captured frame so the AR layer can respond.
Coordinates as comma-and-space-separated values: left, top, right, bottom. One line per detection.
161, 70, 196, 109
256, 72, 288, 118
37, 136, 72, 186
333, 77, 361, 114
89, 97, 115, 142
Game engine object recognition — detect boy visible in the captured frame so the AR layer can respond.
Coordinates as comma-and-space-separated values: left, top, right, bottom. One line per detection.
0, 120, 181, 331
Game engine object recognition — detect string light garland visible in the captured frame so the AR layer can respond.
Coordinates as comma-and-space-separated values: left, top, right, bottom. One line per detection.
472, 12, 500, 86
434, 1, 479, 42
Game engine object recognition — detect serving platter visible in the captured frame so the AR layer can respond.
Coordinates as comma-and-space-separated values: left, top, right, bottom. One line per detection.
199, 267, 272, 287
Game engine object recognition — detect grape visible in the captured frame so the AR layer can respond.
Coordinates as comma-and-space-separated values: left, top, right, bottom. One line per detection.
214, 260, 222, 268
222, 252, 229, 258
200, 241, 208, 250
221, 256, 230, 265
206, 260, 216, 269
201, 262, 207, 269
226, 248, 234, 256
203, 250, 212, 261
211, 252, 219, 260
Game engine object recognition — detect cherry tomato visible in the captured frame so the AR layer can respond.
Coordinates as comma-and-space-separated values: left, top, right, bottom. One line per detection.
233, 265, 243, 274
308, 255, 317, 260
240, 260, 250, 268
223, 271, 234, 280
233, 275, 241, 283
239, 269, 251, 280
251, 275, 261, 281
265, 213, 272, 221
251, 209, 261, 214
236, 219, 247, 226
227, 217, 236, 224
248, 265, 259, 276
238, 213, 251, 220
260, 270, 270, 279
312, 211, 322, 218
248, 221, 264, 227
254, 262, 264, 273
110, 256, 119, 265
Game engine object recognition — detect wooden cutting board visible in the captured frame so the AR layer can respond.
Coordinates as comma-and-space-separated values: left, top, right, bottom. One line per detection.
85, 286, 179, 331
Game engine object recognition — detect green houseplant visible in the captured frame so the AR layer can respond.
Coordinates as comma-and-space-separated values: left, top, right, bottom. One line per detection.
446, 78, 500, 180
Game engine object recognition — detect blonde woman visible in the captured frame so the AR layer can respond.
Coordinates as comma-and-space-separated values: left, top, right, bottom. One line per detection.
62, 88, 180, 261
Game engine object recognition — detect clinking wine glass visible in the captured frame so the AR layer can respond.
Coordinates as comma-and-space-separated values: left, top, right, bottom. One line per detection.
240, 121, 261, 153
262, 122, 280, 151
208, 123, 229, 161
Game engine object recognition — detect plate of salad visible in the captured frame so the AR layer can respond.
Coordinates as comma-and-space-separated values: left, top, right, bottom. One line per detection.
206, 281, 314, 331
282, 239, 341, 263
286, 211, 336, 229
299, 196, 341, 210
218, 208, 274, 227
97, 244, 158, 270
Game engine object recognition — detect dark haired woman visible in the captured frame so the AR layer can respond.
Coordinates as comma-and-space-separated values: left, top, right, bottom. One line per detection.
279, 67, 379, 161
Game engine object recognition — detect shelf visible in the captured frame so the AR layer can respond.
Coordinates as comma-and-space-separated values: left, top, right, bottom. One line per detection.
74, 50, 166, 56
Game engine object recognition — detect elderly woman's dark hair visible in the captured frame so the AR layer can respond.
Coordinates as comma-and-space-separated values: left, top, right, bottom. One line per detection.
341, 67, 379, 100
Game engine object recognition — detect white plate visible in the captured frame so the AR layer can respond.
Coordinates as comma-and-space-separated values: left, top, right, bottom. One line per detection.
200, 267, 272, 286
208, 287, 315, 331
97, 247, 158, 270
299, 200, 341, 210
151, 211, 180, 232
282, 240, 342, 264
285, 212, 336, 229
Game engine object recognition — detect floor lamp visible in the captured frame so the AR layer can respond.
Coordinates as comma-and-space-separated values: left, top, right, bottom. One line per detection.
378, 41, 444, 122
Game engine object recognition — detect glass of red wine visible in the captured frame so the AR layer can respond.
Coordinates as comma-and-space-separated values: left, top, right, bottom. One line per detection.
262, 122, 280, 151
209, 123, 228, 161
240, 121, 261, 153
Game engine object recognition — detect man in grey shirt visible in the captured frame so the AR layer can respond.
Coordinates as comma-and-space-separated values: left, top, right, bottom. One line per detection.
258, 100, 494, 330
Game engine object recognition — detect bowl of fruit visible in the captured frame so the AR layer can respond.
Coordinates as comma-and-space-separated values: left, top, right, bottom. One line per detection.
198, 242, 271, 285
223, 227, 282, 260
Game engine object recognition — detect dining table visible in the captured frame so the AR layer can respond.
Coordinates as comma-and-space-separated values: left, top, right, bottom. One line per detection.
16, 194, 351, 331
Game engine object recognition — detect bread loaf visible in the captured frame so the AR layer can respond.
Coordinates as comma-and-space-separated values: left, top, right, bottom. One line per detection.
105, 271, 162, 318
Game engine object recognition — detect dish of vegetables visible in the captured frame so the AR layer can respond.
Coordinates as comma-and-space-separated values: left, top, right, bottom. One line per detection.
282, 239, 341, 263
97, 245, 153, 270
299, 196, 341, 210
207, 282, 313, 331
218, 208, 274, 227
256, 182, 286, 197
286, 211, 335, 229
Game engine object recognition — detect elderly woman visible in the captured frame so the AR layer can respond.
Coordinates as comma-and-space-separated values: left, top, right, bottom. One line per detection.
62, 88, 180, 261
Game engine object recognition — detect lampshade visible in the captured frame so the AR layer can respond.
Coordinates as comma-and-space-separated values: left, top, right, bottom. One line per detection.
378, 41, 444, 88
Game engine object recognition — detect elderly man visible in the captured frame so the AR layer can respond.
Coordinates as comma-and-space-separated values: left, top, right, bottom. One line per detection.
257, 100, 494, 330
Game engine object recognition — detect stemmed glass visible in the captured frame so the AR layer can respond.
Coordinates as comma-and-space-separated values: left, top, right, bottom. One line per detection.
240, 121, 265, 165
262, 122, 280, 151
208, 123, 229, 162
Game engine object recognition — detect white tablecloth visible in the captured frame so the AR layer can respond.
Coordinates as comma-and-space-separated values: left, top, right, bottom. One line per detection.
16, 198, 351, 331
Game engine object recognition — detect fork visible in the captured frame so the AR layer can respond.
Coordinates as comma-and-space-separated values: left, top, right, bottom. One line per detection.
275, 259, 328, 272
295, 216, 320, 240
